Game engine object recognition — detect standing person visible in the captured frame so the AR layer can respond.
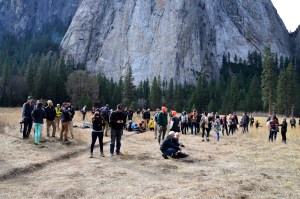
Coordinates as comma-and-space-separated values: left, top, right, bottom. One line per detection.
200, 112, 210, 141
241, 112, 250, 133
90, 109, 105, 158
109, 104, 127, 156
31, 101, 46, 144
213, 115, 221, 141
249, 115, 255, 128
179, 111, 188, 134
142, 109, 151, 130
22, 96, 35, 139
228, 114, 234, 135
44, 100, 56, 137
170, 111, 180, 133
279, 118, 288, 144
290, 116, 296, 129
81, 105, 87, 122
269, 117, 279, 142
102, 104, 111, 137
191, 110, 198, 135
60, 103, 71, 142
157, 106, 168, 144
221, 114, 229, 136
153, 108, 160, 139
55, 104, 61, 131
127, 109, 134, 121
68, 103, 75, 139
233, 113, 239, 132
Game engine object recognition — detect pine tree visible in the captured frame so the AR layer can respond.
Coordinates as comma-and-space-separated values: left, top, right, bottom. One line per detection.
286, 62, 297, 115
34, 56, 48, 99
149, 77, 162, 109
261, 47, 277, 114
276, 69, 288, 115
246, 75, 262, 112
166, 78, 174, 109
229, 76, 239, 111
122, 65, 135, 108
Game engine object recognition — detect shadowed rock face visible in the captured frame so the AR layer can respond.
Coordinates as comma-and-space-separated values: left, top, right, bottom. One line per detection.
290, 25, 300, 56
0, 0, 82, 39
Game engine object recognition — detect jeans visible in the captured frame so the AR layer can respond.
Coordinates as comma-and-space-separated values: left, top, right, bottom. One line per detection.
215, 130, 220, 141
162, 148, 177, 157
158, 126, 167, 144
202, 127, 211, 140
242, 125, 248, 133
222, 125, 228, 136
191, 122, 197, 135
91, 131, 104, 154
181, 122, 188, 134
23, 118, 33, 138
269, 130, 276, 141
46, 120, 56, 137
33, 123, 43, 144
110, 128, 123, 154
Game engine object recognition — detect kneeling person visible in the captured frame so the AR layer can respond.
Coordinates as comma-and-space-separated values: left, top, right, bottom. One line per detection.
160, 131, 180, 159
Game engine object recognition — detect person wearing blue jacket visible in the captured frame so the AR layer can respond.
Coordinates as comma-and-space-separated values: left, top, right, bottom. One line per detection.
31, 101, 46, 144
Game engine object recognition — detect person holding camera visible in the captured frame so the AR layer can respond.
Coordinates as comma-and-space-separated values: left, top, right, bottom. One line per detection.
90, 109, 106, 158
109, 104, 127, 156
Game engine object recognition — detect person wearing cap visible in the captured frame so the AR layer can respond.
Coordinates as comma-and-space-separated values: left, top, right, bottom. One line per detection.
157, 106, 168, 144
279, 117, 288, 144
102, 104, 111, 137
31, 101, 46, 144
160, 131, 181, 159
109, 104, 127, 156
44, 100, 56, 137
22, 96, 35, 139
170, 111, 180, 133
55, 104, 61, 130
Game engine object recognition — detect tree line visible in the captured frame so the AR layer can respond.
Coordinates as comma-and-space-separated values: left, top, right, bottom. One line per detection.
0, 25, 300, 116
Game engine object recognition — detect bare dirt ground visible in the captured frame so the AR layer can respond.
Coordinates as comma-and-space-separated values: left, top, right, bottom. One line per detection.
0, 108, 300, 199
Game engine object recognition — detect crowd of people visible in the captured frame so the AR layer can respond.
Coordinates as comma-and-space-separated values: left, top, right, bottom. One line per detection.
21, 96, 298, 159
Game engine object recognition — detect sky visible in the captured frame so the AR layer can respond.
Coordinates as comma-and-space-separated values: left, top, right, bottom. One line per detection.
271, 0, 300, 32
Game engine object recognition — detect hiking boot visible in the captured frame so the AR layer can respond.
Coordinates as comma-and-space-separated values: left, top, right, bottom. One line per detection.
206, 138, 210, 142
162, 154, 168, 159
51, 135, 55, 137
100, 153, 105, 157
116, 152, 123, 156
90, 153, 93, 158
202, 138, 205, 142
47, 134, 50, 137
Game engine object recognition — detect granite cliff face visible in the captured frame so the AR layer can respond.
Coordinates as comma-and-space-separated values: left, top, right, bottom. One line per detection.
0, 0, 82, 40
290, 25, 300, 56
61, 0, 292, 84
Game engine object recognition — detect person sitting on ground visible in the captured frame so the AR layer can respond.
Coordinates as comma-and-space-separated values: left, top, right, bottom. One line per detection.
160, 131, 181, 159
255, 120, 260, 129
149, 118, 155, 131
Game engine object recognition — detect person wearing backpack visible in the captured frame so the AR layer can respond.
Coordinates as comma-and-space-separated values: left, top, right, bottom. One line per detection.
102, 104, 111, 137
90, 109, 105, 158
179, 111, 188, 134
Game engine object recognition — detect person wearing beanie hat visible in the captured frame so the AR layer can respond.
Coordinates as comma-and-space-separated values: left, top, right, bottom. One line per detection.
157, 106, 168, 144
109, 104, 127, 156
21, 96, 35, 139
170, 111, 180, 133
160, 131, 180, 159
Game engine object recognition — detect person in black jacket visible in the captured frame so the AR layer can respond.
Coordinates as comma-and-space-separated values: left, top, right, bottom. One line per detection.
67, 103, 75, 139
22, 96, 35, 139
160, 131, 181, 159
44, 100, 56, 137
90, 109, 106, 158
31, 101, 46, 144
142, 109, 151, 130
109, 104, 127, 156
60, 103, 71, 142
280, 118, 288, 144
